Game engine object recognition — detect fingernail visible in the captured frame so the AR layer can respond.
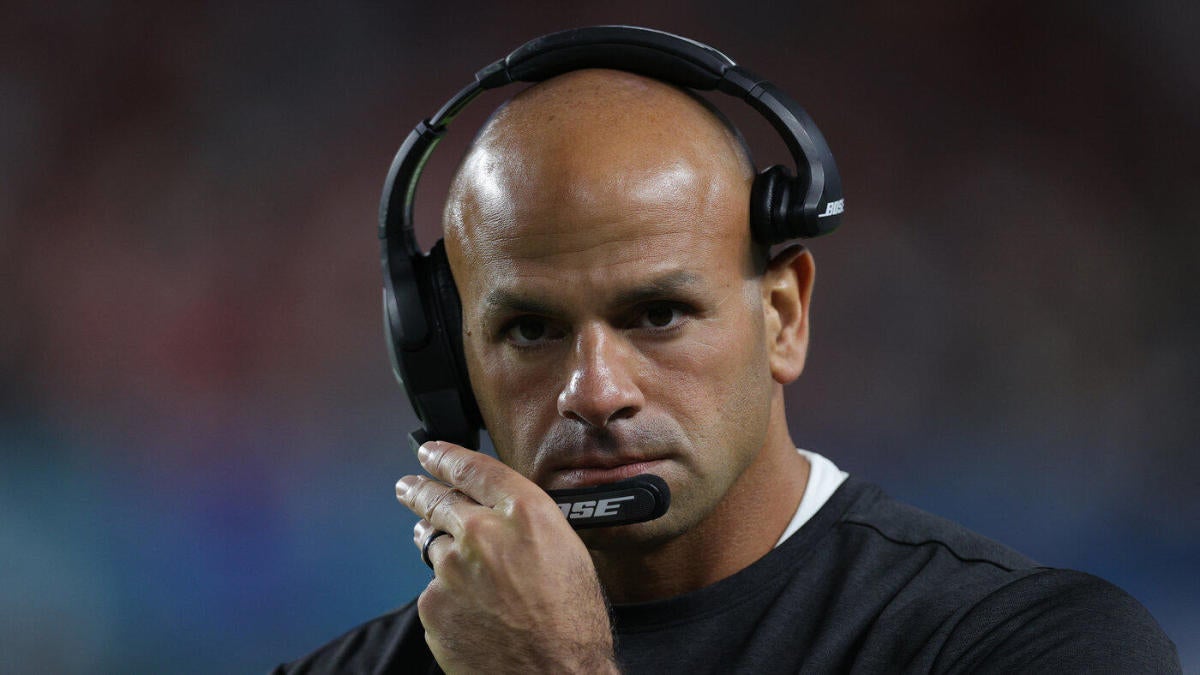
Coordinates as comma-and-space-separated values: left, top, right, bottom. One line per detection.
417, 442, 433, 465
396, 476, 416, 500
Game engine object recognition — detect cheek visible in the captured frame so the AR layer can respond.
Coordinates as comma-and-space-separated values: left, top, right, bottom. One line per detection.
466, 344, 556, 471
652, 299, 772, 443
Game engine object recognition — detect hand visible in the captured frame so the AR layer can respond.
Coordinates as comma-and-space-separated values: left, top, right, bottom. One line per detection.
396, 441, 619, 674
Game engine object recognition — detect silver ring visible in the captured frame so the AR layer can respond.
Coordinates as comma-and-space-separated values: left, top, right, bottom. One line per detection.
421, 530, 451, 570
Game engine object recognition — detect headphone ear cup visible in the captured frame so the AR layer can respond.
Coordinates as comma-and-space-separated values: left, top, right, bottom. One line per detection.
750, 165, 794, 246
427, 240, 484, 429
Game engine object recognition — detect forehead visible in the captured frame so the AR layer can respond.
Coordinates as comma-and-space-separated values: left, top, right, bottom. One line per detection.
450, 160, 751, 313
474, 227, 712, 305
442, 69, 755, 307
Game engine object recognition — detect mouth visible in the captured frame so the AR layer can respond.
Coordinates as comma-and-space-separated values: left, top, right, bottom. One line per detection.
544, 458, 669, 489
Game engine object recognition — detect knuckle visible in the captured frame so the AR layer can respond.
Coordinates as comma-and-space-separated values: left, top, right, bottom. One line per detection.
417, 582, 443, 620
412, 479, 440, 510
449, 457, 482, 486
458, 511, 494, 540
505, 495, 534, 520
427, 488, 461, 520
505, 494, 550, 526
441, 545, 464, 566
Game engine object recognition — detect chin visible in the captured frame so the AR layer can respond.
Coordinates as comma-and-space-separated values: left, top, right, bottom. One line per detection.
576, 510, 691, 552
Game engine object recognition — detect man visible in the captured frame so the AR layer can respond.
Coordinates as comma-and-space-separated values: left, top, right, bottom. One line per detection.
278, 68, 1180, 673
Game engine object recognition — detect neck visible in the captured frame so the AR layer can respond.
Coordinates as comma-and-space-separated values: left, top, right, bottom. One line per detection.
590, 397, 809, 604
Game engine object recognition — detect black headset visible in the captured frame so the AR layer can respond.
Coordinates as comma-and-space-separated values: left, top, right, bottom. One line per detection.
379, 25, 844, 452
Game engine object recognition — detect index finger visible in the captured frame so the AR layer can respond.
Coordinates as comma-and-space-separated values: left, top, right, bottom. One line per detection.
418, 441, 547, 510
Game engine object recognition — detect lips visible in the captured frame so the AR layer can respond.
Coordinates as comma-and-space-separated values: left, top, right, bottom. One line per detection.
533, 421, 681, 489
545, 457, 669, 489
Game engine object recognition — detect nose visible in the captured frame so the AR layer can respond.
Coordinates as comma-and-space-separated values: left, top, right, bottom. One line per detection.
557, 324, 644, 428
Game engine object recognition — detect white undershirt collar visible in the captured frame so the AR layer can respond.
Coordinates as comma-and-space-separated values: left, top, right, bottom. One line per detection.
774, 449, 849, 547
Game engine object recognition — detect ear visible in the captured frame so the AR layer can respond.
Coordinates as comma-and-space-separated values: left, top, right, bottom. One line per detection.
761, 245, 815, 384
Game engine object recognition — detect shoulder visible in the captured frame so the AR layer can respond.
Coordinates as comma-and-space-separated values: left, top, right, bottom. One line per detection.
836, 480, 1035, 572
935, 568, 1182, 672
821, 481, 1181, 672
817, 480, 1043, 612
272, 600, 436, 675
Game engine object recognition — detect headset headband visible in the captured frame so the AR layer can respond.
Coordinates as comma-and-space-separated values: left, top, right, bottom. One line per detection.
380, 25, 842, 250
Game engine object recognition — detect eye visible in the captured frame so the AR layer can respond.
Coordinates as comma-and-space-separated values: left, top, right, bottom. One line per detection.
633, 303, 688, 331
503, 317, 564, 347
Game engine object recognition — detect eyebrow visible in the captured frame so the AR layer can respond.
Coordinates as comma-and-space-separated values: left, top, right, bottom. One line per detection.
610, 270, 702, 307
481, 269, 703, 319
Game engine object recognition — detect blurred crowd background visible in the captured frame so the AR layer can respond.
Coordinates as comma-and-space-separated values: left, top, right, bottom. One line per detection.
2, 1, 1197, 671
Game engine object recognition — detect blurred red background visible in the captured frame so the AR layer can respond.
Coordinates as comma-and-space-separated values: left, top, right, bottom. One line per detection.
2, 1, 1196, 671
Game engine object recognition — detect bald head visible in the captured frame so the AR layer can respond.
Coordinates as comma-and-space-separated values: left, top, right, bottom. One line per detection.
436, 69, 818, 547
442, 69, 755, 264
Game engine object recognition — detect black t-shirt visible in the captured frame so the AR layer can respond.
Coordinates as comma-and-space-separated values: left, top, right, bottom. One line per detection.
276, 479, 1181, 673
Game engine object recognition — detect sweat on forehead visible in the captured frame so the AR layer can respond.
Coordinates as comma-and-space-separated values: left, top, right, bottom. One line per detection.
441, 69, 754, 256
